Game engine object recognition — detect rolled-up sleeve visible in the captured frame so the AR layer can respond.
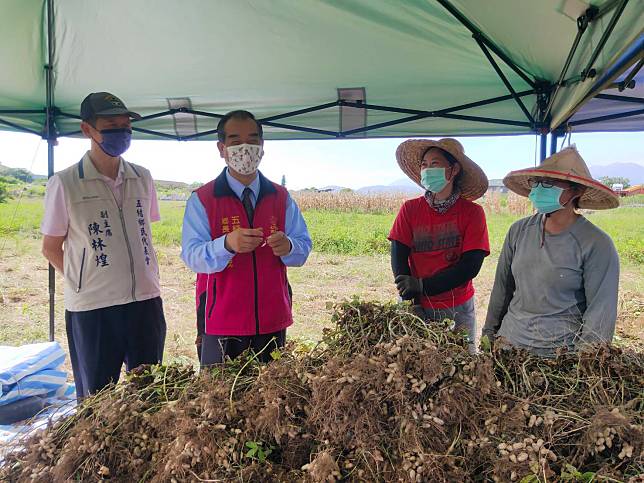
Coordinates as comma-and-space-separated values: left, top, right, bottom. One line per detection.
281, 194, 312, 267
180, 192, 234, 273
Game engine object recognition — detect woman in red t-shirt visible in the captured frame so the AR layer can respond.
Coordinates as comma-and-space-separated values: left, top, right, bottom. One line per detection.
388, 138, 490, 351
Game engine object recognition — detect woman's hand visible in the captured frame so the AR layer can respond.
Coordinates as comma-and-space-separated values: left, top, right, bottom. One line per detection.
395, 275, 423, 299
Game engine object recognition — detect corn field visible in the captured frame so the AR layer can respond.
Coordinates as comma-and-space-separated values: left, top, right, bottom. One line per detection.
478, 192, 533, 216
291, 191, 411, 213
292, 190, 533, 216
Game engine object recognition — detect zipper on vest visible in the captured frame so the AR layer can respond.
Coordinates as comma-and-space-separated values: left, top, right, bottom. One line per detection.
244, 201, 261, 335
252, 252, 259, 335
117, 205, 137, 302
76, 248, 86, 292
104, 181, 137, 302
208, 278, 216, 319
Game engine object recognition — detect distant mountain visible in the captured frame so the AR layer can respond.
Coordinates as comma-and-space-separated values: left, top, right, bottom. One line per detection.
389, 177, 418, 188
589, 163, 644, 185
300, 178, 423, 195
154, 179, 204, 190
356, 177, 422, 195
319, 185, 348, 192
0, 163, 46, 181
357, 184, 422, 195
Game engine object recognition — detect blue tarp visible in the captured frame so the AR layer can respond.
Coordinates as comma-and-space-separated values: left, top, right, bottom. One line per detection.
0, 342, 70, 405
0, 342, 75, 460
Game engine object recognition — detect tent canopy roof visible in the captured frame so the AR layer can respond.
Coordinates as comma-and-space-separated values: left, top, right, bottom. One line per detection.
1, 0, 642, 141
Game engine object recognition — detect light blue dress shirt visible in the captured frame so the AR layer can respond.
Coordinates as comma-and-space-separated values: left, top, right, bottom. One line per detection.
181, 169, 312, 273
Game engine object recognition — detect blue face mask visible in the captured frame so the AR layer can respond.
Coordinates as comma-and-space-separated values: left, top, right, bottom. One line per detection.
421, 167, 449, 193
96, 128, 132, 157
528, 184, 567, 214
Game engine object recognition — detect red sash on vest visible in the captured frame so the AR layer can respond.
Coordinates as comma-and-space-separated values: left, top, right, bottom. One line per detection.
195, 170, 292, 336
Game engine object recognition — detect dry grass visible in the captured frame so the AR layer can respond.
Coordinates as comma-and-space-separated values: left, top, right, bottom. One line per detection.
292, 191, 411, 214
292, 190, 534, 217
479, 192, 533, 216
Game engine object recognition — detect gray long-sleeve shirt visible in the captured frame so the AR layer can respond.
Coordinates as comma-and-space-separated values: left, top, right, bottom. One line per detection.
483, 214, 619, 356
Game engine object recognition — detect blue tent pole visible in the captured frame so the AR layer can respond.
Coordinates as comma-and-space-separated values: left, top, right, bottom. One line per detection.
45, 0, 56, 342
539, 133, 548, 162
550, 133, 559, 156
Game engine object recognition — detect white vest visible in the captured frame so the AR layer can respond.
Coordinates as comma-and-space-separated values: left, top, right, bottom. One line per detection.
57, 153, 160, 311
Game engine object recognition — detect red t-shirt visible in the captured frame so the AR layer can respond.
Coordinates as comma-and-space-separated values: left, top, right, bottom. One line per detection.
388, 196, 490, 309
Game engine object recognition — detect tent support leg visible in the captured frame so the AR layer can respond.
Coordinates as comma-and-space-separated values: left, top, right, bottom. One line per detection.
550, 133, 559, 156
540, 134, 548, 162
48, 143, 55, 342
46, 0, 56, 342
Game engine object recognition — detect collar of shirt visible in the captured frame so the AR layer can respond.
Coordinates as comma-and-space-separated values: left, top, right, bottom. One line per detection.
99, 159, 125, 187
225, 168, 260, 204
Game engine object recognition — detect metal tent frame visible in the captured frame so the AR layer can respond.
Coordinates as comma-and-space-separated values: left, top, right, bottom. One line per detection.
0, 0, 642, 341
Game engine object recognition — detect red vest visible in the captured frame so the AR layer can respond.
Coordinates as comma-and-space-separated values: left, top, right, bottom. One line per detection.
195, 170, 292, 336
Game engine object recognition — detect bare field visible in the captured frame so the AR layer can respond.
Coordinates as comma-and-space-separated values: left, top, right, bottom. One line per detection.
1, 238, 641, 376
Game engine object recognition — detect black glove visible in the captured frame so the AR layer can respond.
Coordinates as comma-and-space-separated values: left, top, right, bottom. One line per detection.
394, 275, 423, 300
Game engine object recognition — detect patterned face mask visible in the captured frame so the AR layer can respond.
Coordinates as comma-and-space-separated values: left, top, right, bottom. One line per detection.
225, 143, 264, 175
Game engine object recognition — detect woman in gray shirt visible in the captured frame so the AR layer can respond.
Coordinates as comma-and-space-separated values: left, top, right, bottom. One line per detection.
483, 146, 620, 356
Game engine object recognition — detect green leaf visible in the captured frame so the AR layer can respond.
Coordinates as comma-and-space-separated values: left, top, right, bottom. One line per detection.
580, 472, 596, 482
270, 349, 282, 361
561, 464, 581, 480
257, 449, 266, 462
244, 442, 258, 459
245, 447, 257, 458
480, 335, 491, 352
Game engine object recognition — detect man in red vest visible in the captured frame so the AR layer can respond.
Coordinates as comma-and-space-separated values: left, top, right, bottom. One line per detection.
181, 110, 312, 365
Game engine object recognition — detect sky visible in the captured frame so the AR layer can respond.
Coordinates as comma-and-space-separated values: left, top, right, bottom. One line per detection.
0, 131, 642, 190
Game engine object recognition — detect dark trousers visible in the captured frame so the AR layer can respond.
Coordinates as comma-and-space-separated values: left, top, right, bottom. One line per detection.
65, 296, 166, 399
200, 330, 286, 367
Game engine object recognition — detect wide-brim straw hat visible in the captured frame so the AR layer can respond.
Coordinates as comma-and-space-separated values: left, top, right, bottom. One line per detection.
503, 146, 619, 210
396, 138, 488, 200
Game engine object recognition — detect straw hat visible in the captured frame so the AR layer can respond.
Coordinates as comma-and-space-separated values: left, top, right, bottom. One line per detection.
503, 146, 619, 210
396, 138, 488, 200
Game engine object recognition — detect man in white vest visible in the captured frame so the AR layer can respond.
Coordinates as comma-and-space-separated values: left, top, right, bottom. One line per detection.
41, 92, 166, 398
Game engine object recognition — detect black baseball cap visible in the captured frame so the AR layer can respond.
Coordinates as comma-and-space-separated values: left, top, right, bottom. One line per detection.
80, 92, 141, 122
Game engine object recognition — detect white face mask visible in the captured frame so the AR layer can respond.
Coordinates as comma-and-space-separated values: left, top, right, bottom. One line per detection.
225, 143, 264, 175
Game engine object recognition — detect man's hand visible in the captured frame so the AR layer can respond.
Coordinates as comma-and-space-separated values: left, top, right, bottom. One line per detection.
267, 231, 291, 257
394, 274, 423, 300
224, 228, 263, 254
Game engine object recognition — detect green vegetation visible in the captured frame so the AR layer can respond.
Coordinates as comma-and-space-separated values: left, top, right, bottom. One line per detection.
599, 175, 630, 188
621, 194, 644, 206
0, 163, 38, 183
304, 210, 393, 255
1, 198, 642, 265
0, 198, 43, 237
150, 200, 186, 246
154, 180, 198, 201
587, 207, 644, 264
0, 176, 10, 203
